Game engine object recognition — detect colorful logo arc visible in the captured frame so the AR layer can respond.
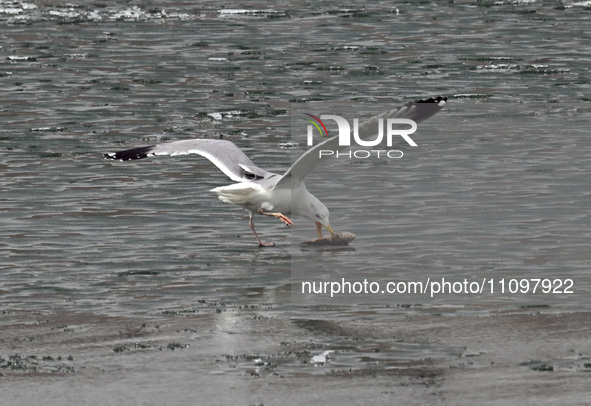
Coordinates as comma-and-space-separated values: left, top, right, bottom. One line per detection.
303, 113, 328, 137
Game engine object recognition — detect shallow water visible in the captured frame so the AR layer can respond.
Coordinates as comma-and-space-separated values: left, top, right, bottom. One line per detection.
1, 1, 591, 404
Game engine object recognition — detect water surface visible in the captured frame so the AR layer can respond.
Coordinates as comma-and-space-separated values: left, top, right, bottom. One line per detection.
1, 1, 590, 404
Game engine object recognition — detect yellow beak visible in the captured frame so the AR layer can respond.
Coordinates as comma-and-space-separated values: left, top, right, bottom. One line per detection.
316, 221, 335, 239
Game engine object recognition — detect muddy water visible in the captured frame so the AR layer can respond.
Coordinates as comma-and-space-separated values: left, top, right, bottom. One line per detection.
1, 1, 590, 405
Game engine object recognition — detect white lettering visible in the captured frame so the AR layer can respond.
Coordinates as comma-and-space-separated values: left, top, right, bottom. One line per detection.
320, 114, 351, 146
387, 118, 417, 147
353, 118, 384, 147
318, 149, 404, 159
353, 149, 370, 158
387, 150, 404, 158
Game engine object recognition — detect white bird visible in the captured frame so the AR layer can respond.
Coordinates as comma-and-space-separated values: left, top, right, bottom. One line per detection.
104, 97, 446, 247
311, 350, 334, 365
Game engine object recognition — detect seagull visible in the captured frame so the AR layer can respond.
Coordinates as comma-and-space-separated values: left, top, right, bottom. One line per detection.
311, 350, 334, 365
104, 96, 446, 247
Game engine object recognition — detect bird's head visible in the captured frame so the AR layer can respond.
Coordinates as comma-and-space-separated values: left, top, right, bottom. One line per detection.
313, 204, 334, 239
295, 188, 335, 239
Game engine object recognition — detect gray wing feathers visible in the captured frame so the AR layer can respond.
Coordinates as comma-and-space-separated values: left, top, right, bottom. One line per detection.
105, 97, 445, 188
274, 96, 447, 189
357, 96, 447, 141
272, 135, 340, 190
105, 138, 273, 183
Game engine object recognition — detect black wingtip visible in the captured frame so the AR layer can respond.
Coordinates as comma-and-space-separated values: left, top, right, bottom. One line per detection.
416, 96, 448, 105
104, 145, 156, 161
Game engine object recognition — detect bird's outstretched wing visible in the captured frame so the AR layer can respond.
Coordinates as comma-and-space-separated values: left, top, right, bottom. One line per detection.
274, 96, 447, 189
104, 138, 275, 183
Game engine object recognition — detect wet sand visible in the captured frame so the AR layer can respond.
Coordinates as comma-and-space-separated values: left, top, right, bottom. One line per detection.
2, 305, 590, 405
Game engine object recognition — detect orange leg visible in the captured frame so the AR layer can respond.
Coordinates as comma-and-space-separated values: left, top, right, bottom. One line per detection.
257, 209, 294, 227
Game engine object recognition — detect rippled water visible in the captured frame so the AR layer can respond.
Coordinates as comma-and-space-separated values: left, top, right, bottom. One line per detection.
1, 1, 591, 404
